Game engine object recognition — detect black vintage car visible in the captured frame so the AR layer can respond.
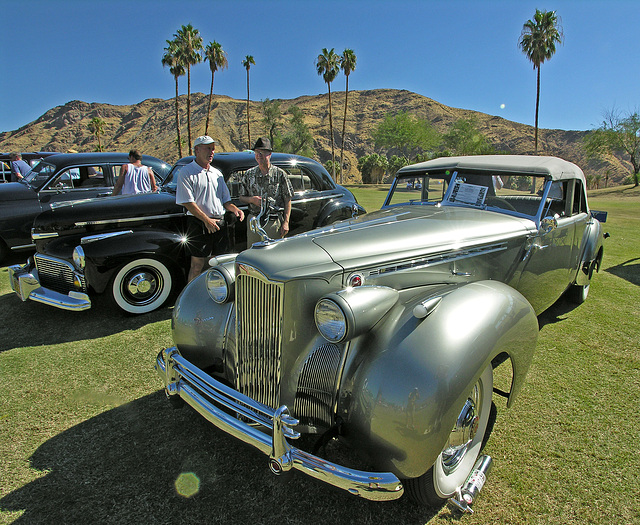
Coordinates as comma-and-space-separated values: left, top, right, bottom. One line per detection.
9, 152, 365, 314
0, 152, 171, 262
0, 152, 60, 183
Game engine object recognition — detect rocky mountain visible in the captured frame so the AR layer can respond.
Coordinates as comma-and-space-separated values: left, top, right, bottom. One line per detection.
0, 89, 629, 185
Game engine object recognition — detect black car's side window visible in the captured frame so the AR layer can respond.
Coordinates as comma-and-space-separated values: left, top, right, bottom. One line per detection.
286, 167, 319, 192
47, 168, 81, 190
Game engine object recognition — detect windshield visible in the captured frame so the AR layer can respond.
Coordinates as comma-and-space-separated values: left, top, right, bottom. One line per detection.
161, 158, 191, 192
23, 161, 57, 191
385, 172, 451, 206
386, 169, 554, 220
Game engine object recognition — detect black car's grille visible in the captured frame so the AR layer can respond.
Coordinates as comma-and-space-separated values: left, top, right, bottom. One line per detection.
235, 265, 284, 410
35, 254, 86, 294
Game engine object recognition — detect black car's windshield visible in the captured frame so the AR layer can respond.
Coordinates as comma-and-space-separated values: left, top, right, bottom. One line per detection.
161, 159, 191, 192
23, 161, 57, 191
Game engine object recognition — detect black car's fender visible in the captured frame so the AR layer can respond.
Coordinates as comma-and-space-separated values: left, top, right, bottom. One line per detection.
337, 280, 539, 479
81, 229, 189, 293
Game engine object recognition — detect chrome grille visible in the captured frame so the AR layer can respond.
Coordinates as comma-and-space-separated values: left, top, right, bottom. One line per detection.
235, 265, 284, 410
35, 254, 86, 294
293, 344, 342, 427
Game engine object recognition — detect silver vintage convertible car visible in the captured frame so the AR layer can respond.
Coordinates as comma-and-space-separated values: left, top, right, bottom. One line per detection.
155, 155, 605, 509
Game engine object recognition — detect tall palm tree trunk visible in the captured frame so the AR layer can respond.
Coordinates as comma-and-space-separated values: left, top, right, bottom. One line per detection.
534, 66, 541, 154
340, 76, 350, 184
187, 67, 192, 155
205, 74, 214, 136
328, 86, 335, 179
246, 71, 251, 147
174, 77, 183, 158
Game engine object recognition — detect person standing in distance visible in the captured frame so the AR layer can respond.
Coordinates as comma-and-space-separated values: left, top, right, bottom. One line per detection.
9, 153, 31, 182
176, 136, 244, 282
112, 149, 158, 195
238, 137, 293, 246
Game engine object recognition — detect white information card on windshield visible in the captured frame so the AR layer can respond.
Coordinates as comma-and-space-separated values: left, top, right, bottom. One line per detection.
448, 181, 487, 207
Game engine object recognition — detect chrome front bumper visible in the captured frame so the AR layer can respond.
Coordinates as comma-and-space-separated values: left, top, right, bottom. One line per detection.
155, 347, 404, 501
8, 264, 92, 312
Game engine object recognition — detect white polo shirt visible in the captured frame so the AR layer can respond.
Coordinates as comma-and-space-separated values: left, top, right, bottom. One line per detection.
175, 160, 231, 218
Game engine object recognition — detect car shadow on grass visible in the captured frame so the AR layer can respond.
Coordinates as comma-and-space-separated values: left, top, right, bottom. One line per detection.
0, 391, 441, 525
605, 257, 640, 286
0, 284, 173, 353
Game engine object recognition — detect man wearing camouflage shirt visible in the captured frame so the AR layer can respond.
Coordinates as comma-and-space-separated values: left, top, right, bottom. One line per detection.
238, 137, 293, 245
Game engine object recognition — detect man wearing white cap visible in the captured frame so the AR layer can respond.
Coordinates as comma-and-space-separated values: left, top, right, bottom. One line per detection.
176, 136, 244, 282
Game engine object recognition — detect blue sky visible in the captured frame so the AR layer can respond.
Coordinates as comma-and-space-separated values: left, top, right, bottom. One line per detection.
2, 0, 638, 134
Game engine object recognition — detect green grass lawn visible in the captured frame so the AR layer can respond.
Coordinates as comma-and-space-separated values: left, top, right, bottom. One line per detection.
0, 186, 638, 524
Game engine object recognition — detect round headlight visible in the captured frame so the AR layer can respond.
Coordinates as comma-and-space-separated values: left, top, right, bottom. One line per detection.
72, 246, 85, 270
315, 298, 347, 343
206, 269, 229, 303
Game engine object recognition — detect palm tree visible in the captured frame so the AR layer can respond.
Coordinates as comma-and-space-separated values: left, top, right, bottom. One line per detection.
88, 117, 105, 152
242, 55, 255, 147
518, 9, 563, 154
204, 41, 228, 136
174, 24, 203, 155
162, 39, 185, 158
339, 49, 356, 184
315, 48, 340, 180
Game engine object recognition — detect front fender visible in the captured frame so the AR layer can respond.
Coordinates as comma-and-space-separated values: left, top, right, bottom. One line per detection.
82, 229, 188, 293
339, 280, 538, 479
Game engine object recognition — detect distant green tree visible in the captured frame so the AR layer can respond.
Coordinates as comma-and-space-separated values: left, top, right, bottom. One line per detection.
281, 106, 314, 157
204, 41, 228, 136
584, 108, 640, 186
518, 9, 563, 154
162, 39, 185, 158
261, 98, 282, 148
174, 24, 203, 155
357, 153, 389, 184
388, 155, 410, 176
315, 48, 340, 179
242, 55, 255, 147
88, 117, 106, 152
325, 160, 341, 180
373, 111, 440, 159
339, 49, 357, 183
442, 117, 495, 155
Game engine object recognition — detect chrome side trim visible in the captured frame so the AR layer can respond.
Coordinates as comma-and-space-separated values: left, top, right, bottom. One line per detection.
81, 230, 134, 244
156, 347, 404, 501
31, 232, 59, 240
10, 243, 36, 250
366, 242, 508, 278
75, 212, 185, 227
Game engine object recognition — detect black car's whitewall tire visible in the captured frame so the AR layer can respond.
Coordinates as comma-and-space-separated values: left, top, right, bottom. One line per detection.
405, 365, 493, 506
111, 258, 173, 314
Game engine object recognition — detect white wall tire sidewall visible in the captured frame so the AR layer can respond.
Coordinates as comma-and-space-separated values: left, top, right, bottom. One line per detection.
112, 258, 172, 314
432, 365, 493, 499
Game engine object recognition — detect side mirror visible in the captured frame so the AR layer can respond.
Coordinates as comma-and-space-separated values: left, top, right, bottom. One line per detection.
539, 215, 558, 235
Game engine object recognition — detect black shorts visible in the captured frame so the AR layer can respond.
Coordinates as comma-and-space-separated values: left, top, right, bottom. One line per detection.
185, 215, 229, 258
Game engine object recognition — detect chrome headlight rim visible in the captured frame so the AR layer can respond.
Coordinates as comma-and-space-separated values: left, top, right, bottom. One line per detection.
72, 246, 85, 271
314, 298, 348, 343
206, 267, 232, 304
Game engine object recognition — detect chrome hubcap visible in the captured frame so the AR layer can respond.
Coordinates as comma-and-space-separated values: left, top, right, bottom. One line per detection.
442, 383, 481, 475
126, 271, 158, 300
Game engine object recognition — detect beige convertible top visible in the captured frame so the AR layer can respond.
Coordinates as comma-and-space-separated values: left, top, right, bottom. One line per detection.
398, 155, 586, 183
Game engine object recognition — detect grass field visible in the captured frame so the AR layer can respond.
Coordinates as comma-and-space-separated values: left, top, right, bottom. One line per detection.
0, 185, 638, 524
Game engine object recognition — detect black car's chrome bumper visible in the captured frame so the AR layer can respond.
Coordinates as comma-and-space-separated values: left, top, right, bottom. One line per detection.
155, 346, 404, 501
8, 264, 91, 311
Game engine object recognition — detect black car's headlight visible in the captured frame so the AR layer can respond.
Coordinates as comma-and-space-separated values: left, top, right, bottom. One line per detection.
315, 286, 399, 343
72, 246, 85, 271
206, 267, 234, 303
